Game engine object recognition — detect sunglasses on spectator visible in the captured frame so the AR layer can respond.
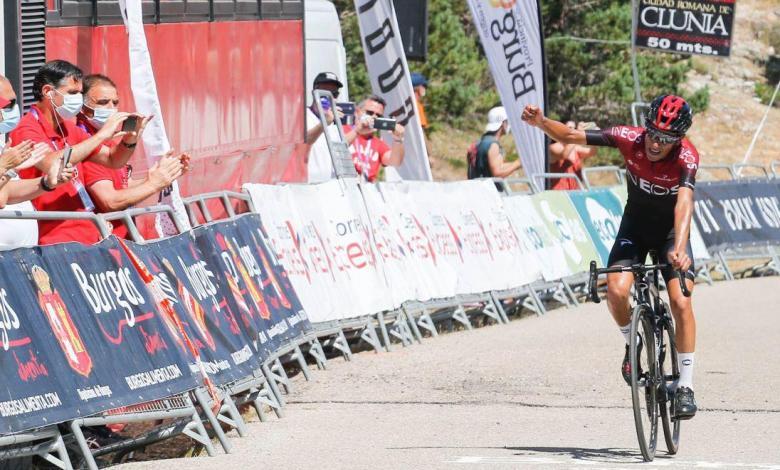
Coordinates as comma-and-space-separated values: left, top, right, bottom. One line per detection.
364, 110, 383, 118
646, 128, 681, 145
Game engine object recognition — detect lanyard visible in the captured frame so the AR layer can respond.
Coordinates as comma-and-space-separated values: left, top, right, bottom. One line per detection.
29, 107, 62, 151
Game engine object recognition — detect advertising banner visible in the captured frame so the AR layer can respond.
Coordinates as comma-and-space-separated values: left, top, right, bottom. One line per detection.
467, 0, 546, 178
130, 235, 262, 386
693, 180, 780, 250
0, 239, 199, 434
635, 0, 736, 57
568, 189, 624, 267
353, 0, 432, 181
502, 194, 567, 281
532, 191, 600, 276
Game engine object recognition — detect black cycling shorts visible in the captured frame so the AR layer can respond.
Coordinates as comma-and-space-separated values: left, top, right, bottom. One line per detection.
607, 211, 695, 283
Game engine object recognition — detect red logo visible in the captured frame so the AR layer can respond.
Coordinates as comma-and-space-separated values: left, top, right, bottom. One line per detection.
31, 265, 93, 377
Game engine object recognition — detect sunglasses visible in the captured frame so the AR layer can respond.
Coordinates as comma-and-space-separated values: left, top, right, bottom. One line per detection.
646, 128, 681, 145
364, 110, 383, 118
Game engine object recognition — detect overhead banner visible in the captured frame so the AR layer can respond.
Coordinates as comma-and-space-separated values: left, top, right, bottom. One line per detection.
635, 0, 736, 57
467, 0, 546, 177
693, 180, 780, 250
354, 0, 433, 181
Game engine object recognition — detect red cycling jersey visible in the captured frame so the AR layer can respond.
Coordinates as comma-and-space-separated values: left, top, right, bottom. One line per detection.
586, 125, 699, 215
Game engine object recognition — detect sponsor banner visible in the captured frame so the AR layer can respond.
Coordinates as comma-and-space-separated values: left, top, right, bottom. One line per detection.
245, 180, 394, 321
0, 239, 198, 434
216, 214, 312, 343
635, 0, 735, 57
693, 180, 780, 250
354, 0, 432, 181
130, 233, 262, 387
502, 194, 567, 281
568, 189, 624, 267
531, 191, 600, 277
467, 0, 546, 178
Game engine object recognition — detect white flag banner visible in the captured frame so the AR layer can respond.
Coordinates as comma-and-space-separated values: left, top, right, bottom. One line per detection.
467, 0, 546, 178
118, 0, 190, 235
354, 0, 432, 182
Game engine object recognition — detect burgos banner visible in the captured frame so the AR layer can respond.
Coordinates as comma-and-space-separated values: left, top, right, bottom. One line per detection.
467, 0, 547, 178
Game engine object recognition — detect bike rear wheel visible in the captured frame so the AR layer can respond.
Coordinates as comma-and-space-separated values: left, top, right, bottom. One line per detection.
658, 308, 681, 454
630, 304, 659, 461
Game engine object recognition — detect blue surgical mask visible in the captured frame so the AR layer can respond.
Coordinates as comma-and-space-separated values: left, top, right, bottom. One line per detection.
51, 89, 83, 119
0, 104, 20, 133
83, 105, 116, 129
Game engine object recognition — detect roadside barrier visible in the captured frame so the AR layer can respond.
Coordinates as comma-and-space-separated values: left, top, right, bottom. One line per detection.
1, 164, 778, 468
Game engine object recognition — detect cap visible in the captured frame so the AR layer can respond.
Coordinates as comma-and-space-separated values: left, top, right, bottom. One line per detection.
410, 72, 428, 88
313, 72, 343, 88
485, 106, 508, 132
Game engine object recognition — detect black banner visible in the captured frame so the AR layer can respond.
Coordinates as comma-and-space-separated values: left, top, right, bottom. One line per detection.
0, 239, 198, 434
129, 235, 262, 387
693, 180, 780, 250
635, 0, 736, 57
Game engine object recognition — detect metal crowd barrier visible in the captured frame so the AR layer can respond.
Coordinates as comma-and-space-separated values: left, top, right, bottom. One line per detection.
698, 164, 736, 181
530, 172, 584, 192
582, 165, 623, 189
733, 163, 769, 179
771, 160, 779, 179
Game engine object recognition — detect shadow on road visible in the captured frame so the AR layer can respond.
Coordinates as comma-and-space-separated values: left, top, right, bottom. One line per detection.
509, 446, 674, 463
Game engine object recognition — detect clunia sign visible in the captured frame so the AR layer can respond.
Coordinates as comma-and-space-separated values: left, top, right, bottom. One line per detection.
635, 0, 736, 57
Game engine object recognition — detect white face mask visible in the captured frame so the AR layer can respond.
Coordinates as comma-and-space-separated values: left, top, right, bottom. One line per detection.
83, 104, 116, 129
50, 89, 83, 119
0, 104, 21, 134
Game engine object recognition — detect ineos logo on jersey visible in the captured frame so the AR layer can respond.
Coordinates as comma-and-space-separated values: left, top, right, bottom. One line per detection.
627, 171, 679, 196
611, 126, 642, 142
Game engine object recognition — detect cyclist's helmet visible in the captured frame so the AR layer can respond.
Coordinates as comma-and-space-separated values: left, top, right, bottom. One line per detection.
645, 94, 693, 137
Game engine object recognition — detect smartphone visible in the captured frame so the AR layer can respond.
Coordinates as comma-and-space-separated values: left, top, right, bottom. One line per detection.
319, 96, 332, 112
372, 117, 397, 131
122, 115, 139, 133
62, 146, 73, 168
336, 102, 355, 116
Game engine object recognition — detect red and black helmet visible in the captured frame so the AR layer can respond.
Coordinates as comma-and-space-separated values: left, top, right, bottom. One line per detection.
645, 94, 693, 137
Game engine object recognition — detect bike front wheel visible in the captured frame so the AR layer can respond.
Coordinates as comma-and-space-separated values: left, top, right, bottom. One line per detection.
630, 304, 659, 461
658, 307, 681, 454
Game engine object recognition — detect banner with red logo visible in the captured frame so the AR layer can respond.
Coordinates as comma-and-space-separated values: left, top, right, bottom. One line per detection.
0, 239, 198, 434
467, 0, 547, 177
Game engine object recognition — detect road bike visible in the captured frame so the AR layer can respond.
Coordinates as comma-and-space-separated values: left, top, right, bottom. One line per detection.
587, 253, 691, 462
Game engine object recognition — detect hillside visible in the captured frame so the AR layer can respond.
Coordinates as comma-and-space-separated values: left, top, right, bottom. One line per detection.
430, 0, 779, 181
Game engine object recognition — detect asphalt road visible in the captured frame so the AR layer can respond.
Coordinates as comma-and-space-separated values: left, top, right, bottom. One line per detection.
123, 277, 780, 470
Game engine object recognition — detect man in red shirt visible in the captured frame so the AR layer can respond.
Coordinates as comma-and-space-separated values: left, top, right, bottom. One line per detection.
549, 121, 598, 190
77, 74, 186, 239
10, 60, 144, 245
343, 95, 405, 182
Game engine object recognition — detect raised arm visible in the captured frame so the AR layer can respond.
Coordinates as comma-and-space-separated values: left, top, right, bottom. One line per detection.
521, 105, 587, 145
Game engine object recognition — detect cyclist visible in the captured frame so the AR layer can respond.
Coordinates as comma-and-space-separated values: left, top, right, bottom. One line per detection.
521, 95, 698, 419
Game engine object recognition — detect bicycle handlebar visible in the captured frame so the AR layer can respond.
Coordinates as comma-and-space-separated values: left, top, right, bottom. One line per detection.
588, 260, 691, 303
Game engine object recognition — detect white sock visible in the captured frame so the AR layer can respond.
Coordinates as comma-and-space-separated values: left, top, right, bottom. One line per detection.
619, 323, 632, 345
677, 352, 695, 389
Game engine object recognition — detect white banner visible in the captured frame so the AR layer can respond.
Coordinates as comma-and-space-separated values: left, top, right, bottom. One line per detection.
119, 0, 190, 235
467, 0, 546, 178
354, 0, 432, 182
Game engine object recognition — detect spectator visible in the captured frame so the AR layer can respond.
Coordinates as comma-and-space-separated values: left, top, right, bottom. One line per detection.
467, 106, 520, 179
411, 72, 433, 161
77, 74, 187, 238
343, 95, 405, 182
305, 72, 344, 183
9, 60, 143, 245
411, 72, 429, 131
0, 75, 75, 249
549, 120, 598, 190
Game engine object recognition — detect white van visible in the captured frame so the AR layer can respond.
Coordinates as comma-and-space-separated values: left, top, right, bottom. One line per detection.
304, 0, 350, 104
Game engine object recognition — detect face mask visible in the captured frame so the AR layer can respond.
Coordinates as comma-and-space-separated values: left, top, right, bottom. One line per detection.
0, 104, 20, 133
84, 105, 116, 129
50, 89, 83, 119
